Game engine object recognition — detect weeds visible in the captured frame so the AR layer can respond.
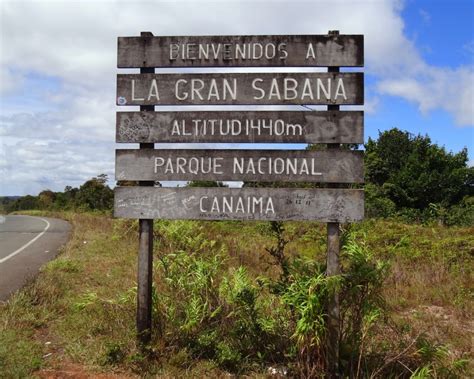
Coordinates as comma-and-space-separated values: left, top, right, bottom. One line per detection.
263, 221, 290, 282
0, 212, 472, 377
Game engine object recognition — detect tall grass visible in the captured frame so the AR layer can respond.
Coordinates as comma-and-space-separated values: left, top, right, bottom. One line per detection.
0, 212, 472, 377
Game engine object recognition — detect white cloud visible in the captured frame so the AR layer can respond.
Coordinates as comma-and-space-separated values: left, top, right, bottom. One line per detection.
0, 0, 473, 195
463, 40, 474, 55
0, 136, 115, 195
377, 66, 474, 126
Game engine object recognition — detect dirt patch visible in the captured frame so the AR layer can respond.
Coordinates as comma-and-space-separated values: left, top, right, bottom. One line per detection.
37, 363, 137, 379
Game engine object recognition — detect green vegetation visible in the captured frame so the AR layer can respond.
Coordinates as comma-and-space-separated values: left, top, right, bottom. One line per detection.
1, 174, 113, 213
365, 129, 473, 225
0, 213, 472, 377
0, 128, 472, 376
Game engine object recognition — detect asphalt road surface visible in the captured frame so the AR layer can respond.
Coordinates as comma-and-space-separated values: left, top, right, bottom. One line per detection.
0, 214, 71, 301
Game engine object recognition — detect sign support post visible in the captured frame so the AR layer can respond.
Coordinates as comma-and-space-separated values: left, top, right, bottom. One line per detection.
326, 221, 340, 375
136, 31, 155, 348
326, 29, 341, 377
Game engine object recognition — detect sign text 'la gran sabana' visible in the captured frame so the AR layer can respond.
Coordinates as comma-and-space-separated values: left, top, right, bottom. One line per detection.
116, 72, 363, 106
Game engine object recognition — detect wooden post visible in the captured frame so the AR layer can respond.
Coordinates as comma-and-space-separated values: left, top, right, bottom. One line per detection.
326, 29, 341, 378
326, 221, 340, 375
137, 31, 155, 347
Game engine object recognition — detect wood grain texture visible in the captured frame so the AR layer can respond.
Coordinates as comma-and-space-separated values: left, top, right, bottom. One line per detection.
118, 34, 363, 68
136, 44, 154, 347
325, 44, 341, 374
116, 72, 363, 106
116, 111, 364, 144
114, 187, 364, 222
115, 149, 364, 183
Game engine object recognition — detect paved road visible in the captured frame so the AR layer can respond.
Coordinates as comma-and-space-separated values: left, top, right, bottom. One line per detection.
0, 214, 71, 301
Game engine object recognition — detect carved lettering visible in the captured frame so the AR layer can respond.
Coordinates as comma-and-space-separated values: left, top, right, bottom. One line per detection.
155, 156, 323, 177
199, 195, 275, 215
167, 42, 289, 61
123, 74, 357, 104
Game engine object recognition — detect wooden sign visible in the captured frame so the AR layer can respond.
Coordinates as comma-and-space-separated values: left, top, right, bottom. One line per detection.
114, 187, 364, 222
115, 149, 364, 183
115, 31, 365, 363
116, 72, 363, 106
116, 111, 364, 144
118, 34, 363, 68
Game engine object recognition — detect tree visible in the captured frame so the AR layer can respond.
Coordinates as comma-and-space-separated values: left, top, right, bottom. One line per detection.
38, 190, 55, 209
53, 185, 79, 209
6, 195, 39, 212
76, 174, 113, 210
365, 128, 473, 211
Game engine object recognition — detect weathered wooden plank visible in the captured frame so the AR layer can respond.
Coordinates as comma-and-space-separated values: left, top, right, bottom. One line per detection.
116, 111, 364, 144
118, 34, 364, 68
114, 187, 364, 222
115, 149, 364, 183
116, 72, 363, 106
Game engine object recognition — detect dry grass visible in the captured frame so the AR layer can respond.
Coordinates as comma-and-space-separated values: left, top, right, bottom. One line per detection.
352, 220, 474, 369
0, 212, 472, 377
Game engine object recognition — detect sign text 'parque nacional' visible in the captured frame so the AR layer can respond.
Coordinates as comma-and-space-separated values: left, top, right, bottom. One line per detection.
116, 149, 363, 183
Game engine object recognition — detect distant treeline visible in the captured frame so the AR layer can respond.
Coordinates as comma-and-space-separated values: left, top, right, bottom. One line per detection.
1, 174, 114, 213
1, 128, 472, 225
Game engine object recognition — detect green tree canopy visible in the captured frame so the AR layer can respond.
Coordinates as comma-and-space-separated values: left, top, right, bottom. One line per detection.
76, 174, 113, 211
365, 128, 473, 210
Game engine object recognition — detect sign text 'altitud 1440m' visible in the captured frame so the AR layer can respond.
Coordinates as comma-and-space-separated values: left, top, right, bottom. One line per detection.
116, 110, 364, 144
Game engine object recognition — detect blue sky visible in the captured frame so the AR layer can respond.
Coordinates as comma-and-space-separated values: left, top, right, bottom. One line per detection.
0, 0, 473, 196
367, 0, 473, 156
